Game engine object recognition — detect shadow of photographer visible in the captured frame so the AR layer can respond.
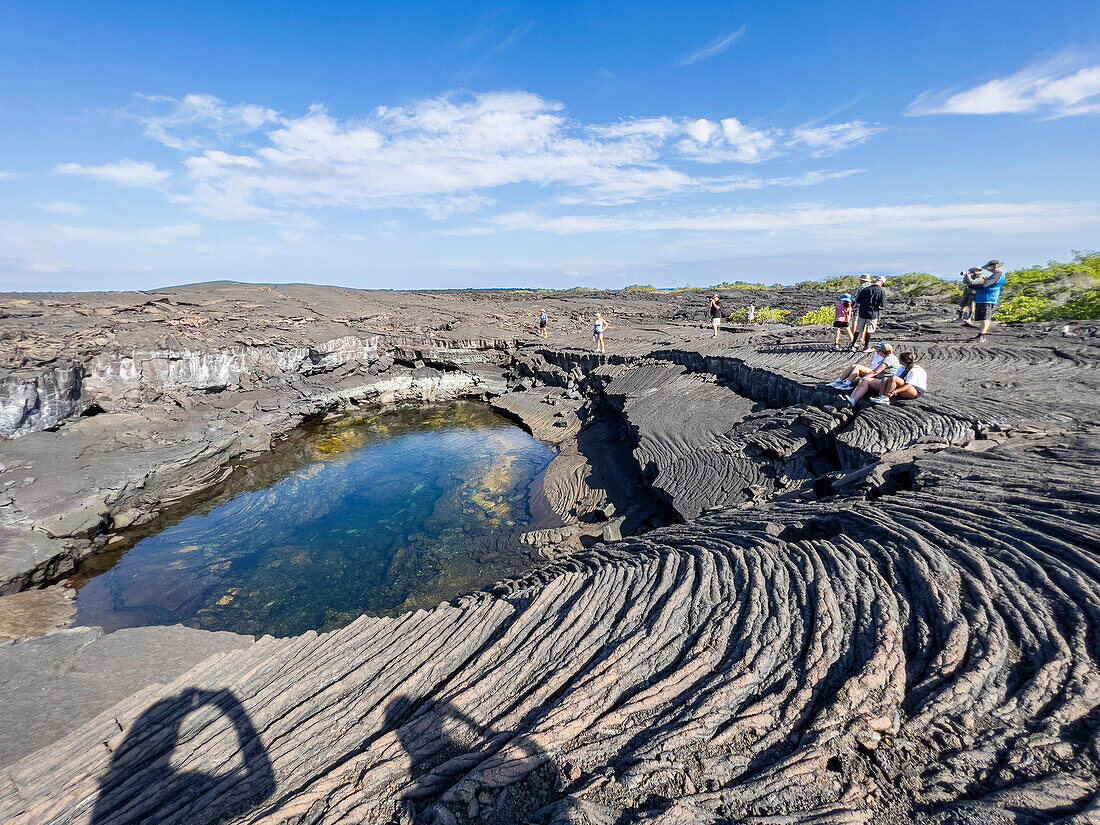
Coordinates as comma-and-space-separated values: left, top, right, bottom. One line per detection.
91, 687, 274, 825
385, 695, 577, 825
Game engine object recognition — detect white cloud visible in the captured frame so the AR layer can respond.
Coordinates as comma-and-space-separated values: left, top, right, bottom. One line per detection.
478, 200, 1100, 236
789, 121, 884, 157
679, 26, 746, 66
907, 53, 1100, 117
0, 172, 15, 180
53, 222, 201, 244
36, 201, 85, 214
131, 93, 280, 150
88, 90, 883, 219
56, 159, 171, 187
0, 256, 63, 274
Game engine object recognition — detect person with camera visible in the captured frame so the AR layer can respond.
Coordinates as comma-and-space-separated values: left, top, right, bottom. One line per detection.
966, 260, 1007, 340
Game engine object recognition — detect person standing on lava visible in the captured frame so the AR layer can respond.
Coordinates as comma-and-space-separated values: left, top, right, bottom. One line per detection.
593, 312, 610, 354
709, 293, 722, 337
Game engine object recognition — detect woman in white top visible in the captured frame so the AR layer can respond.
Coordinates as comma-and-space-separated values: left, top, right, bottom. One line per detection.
878, 351, 928, 402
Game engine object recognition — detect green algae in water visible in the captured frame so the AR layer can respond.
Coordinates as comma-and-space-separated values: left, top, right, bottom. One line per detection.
70, 402, 557, 637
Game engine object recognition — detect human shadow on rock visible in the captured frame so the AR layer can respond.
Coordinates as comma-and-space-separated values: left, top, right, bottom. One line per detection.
91, 687, 274, 825
385, 696, 582, 825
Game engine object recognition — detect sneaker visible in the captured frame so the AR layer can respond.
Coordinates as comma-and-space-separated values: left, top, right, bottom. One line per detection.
974, 332, 987, 341
862, 346, 873, 353
834, 344, 843, 351
846, 396, 856, 406
870, 396, 890, 405
837, 380, 853, 391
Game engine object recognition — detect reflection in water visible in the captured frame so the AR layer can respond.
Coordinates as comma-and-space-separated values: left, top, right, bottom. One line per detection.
71, 402, 557, 637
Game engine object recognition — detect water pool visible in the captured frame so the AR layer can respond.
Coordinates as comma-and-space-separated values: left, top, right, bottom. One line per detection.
70, 402, 557, 637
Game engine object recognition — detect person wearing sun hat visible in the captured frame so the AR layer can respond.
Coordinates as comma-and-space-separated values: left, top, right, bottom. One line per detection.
971, 259, 1006, 340
852, 274, 887, 352
847, 341, 901, 406
832, 292, 855, 349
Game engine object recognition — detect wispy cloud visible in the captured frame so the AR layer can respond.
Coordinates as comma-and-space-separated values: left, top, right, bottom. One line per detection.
788, 121, 884, 157
35, 201, 85, 214
0, 171, 15, 180
475, 200, 1100, 236
52, 222, 201, 244
56, 159, 171, 187
907, 52, 1100, 118
679, 25, 746, 66
129, 93, 279, 150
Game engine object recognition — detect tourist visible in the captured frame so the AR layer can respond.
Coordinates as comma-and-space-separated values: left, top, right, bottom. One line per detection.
709, 293, 723, 337
971, 260, 1007, 341
957, 268, 981, 322
747, 303, 756, 323
846, 342, 901, 406
539, 309, 549, 339
873, 351, 928, 405
852, 274, 886, 352
594, 312, 611, 353
832, 293, 855, 350
827, 345, 886, 390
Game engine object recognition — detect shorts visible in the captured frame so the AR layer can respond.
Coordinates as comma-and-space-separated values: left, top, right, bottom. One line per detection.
853, 316, 878, 335
833, 320, 849, 329
974, 302, 994, 321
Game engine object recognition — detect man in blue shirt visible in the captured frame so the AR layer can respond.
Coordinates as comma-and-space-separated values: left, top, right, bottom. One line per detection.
973, 260, 1007, 340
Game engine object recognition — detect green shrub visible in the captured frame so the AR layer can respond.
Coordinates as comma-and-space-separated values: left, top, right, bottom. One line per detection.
796, 305, 835, 325
712, 281, 767, 291
796, 275, 862, 292
622, 284, 659, 293
1059, 290, 1100, 320
891, 272, 958, 299
727, 306, 790, 324
994, 252, 1100, 320
996, 294, 1051, 323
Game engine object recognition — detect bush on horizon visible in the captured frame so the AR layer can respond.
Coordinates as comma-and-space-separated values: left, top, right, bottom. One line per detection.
712, 281, 768, 291
728, 306, 790, 324
622, 284, 659, 293
997, 252, 1100, 321
796, 305, 835, 325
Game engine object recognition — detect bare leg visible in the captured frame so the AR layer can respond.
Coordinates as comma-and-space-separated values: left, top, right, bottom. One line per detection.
850, 377, 884, 404
889, 384, 919, 400
839, 364, 871, 382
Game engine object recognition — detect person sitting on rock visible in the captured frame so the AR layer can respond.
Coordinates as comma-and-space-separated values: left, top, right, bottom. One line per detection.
846, 342, 901, 407
873, 351, 928, 404
827, 345, 886, 390
832, 293, 854, 350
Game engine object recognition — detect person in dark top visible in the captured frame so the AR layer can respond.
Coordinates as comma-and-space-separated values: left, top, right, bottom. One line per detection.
852, 276, 887, 352
957, 268, 981, 322
539, 309, 549, 338
708, 293, 722, 337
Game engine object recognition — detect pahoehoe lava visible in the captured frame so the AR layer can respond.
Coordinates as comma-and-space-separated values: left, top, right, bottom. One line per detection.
1, 284, 1099, 824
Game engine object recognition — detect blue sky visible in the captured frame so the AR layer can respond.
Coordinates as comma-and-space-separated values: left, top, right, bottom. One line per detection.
1, 0, 1098, 291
